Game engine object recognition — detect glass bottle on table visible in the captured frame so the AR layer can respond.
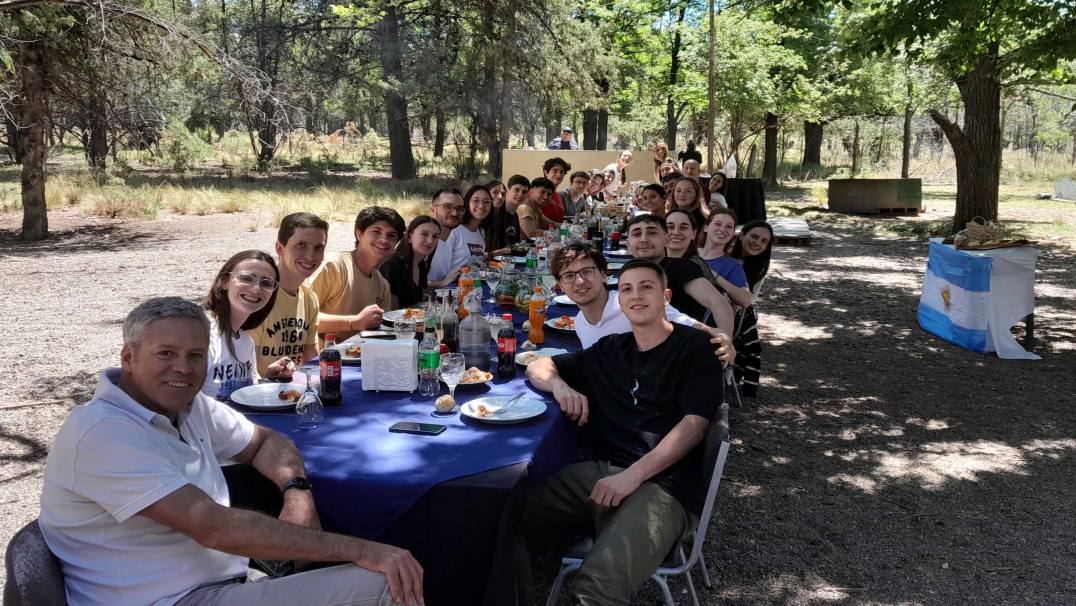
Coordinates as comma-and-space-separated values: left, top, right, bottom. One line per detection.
440, 290, 459, 352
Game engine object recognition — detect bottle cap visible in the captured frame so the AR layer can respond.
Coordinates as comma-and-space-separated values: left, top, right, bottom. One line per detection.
325, 333, 336, 341
461, 267, 470, 273
502, 313, 513, 321
440, 344, 449, 354
534, 286, 543, 293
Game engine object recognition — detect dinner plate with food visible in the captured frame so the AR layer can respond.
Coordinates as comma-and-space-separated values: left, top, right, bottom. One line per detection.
229, 383, 305, 410
460, 395, 547, 424
447, 367, 494, 386
545, 315, 576, 333
382, 307, 426, 324
333, 337, 364, 365
515, 349, 569, 367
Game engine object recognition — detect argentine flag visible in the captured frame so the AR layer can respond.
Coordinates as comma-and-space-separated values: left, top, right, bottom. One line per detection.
918, 241, 992, 352
918, 240, 1039, 360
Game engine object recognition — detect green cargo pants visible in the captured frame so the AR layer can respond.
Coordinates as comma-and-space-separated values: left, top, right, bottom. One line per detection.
524, 460, 691, 606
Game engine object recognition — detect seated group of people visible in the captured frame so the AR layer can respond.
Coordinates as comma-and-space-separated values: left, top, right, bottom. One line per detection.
37, 150, 774, 605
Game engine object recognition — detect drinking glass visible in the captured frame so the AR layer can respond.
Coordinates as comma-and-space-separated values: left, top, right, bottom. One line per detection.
483, 267, 501, 304
394, 318, 416, 340
295, 368, 323, 429
439, 353, 465, 407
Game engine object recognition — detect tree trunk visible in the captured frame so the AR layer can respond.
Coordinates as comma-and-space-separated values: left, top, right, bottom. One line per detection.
665, 1, 687, 149
85, 93, 109, 169
496, 0, 516, 166
597, 109, 608, 151
762, 112, 778, 187
928, 50, 1002, 234
379, 5, 416, 180
19, 42, 48, 241
433, 110, 445, 158
801, 119, 823, 168
744, 143, 757, 179
582, 109, 598, 150
706, 0, 715, 173
5, 116, 23, 164
851, 118, 860, 176
902, 80, 913, 178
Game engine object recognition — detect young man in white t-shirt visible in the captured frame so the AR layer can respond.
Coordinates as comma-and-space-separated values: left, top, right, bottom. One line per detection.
550, 243, 735, 360
426, 187, 465, 285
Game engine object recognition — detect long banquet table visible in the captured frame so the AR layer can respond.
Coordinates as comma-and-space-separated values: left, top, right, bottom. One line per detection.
232, 291, 583, 606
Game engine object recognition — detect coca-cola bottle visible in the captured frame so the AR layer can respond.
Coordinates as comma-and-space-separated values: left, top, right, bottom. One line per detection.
319, 333, 342, 406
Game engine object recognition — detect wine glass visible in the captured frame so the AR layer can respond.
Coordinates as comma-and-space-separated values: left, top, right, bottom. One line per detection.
483, 267, 501, 304
439, 353, 465, 410
295, 368, 324, 429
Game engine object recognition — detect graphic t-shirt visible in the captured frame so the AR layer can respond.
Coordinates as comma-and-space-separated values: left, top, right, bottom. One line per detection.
202, 315, 258, 399
704, 255, 749, 289
552, 324, 721, 512
446, 224, 487, 270
501, 209, 523, 247
308, 251, 391, 346
659, 257, 709, 322
245, 284, 319, 376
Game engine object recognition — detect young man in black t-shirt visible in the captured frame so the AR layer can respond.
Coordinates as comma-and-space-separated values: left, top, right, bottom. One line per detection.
624, 213, 735, 337
524, 259, 723, 606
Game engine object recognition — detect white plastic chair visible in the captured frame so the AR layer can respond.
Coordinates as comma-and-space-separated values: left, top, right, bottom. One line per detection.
545, 404, 731, 606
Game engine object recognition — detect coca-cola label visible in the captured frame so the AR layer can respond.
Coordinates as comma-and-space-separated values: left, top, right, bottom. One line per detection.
498, 337, 516, 354
320, 360, 340, 378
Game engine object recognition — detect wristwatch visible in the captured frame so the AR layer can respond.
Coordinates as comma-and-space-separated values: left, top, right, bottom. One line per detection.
281, 477, 312, 494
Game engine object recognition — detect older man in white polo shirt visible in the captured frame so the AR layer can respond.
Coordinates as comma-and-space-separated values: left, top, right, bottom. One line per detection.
39, 297, 423, 606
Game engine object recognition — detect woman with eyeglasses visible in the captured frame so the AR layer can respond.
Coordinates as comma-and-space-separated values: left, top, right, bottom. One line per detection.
202, 250, 294, 399
445, 185, 495, 270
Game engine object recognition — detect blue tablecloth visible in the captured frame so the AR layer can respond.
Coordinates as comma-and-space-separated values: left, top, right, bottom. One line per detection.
237, 291, 582, 540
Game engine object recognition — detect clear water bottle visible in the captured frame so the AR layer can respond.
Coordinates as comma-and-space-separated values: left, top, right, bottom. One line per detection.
458, 289, 491, 371
418, 317, 441, 396
536, 252, 556, 293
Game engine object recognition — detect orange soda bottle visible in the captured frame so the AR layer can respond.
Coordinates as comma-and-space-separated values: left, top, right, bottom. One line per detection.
458, 267, 474, 319
528, 286, 546, 344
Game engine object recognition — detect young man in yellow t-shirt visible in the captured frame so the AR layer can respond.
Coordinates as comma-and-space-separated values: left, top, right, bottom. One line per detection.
308, 207, 404, 347
245, 212, 327, 376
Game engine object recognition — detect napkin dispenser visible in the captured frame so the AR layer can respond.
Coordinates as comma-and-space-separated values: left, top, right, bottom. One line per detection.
361, 339, 418, 392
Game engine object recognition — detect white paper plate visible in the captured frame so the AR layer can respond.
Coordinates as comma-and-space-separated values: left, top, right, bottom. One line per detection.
230, 383, 302, 410
515, 349, 569, 367
607, 249, 633, 258
460, 396, 547, 424
608, 261, 625, 271
606, 275, 619, 287
383, 308, 428, 325
545, 317, 575, 333
552, 294, 576, 306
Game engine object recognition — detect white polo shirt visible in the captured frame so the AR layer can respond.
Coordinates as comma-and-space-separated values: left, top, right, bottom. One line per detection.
40, 368, 256, 606
574, 291, 698, 349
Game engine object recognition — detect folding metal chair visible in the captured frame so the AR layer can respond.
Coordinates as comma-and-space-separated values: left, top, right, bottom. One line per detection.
545, 404, 731, 606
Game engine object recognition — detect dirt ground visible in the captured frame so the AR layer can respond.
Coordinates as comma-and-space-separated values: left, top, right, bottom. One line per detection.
1, 198, 1074, 605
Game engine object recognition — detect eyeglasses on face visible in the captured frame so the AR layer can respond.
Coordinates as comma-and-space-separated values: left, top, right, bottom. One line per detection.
436, 203, 466, 215
230, 271, 279, 291
558, 266, 599, 284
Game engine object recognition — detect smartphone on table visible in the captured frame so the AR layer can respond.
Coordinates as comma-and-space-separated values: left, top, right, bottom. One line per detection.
389, 421, 446, 436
